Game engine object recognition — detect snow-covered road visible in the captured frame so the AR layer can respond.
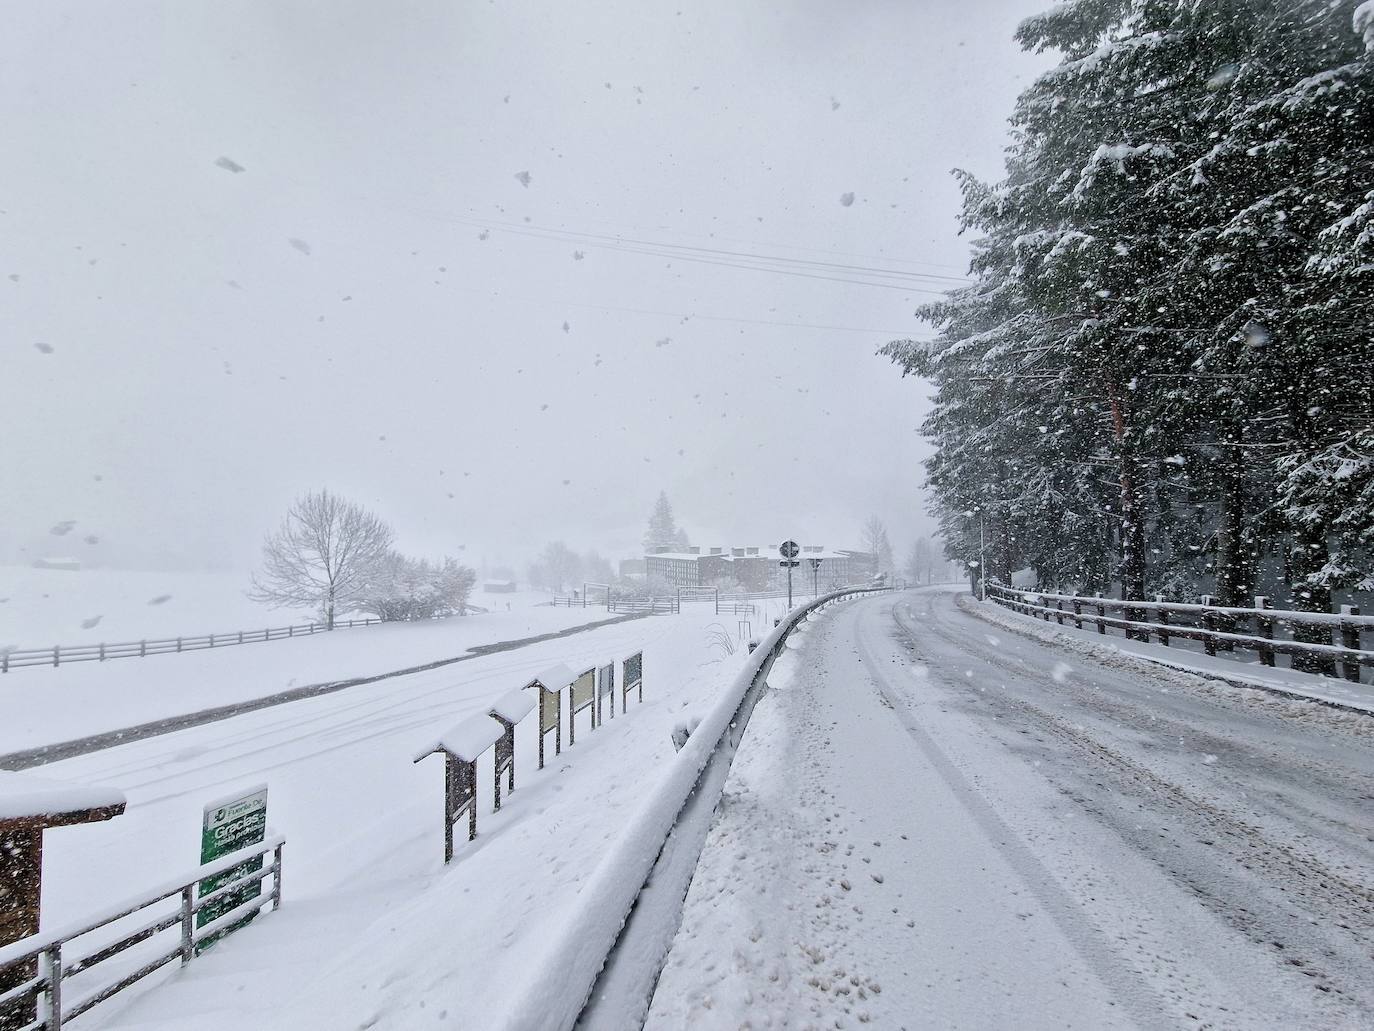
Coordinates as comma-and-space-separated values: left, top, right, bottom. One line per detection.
649, 587, 1374, 1030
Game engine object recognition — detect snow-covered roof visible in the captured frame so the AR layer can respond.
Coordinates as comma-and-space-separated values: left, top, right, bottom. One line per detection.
527, 662, 576, 693
489, 687, 537, 723
0, 770, 126, 827
414, 714, 504, 763
644, 552, 717, 562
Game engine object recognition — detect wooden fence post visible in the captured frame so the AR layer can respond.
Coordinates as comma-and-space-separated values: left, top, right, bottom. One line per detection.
1340, 605, 1362, 683
1072, 599, 1083, 629
1255, 596, 1276, 667
1155, 595, 1169, 647
1095, 594, 1106, 635
1200, 596, 1217, 656
1055, 599, 1065, 626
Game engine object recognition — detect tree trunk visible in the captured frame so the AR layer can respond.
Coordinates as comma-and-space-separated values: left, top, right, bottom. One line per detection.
1110, 390, 1147, 602
1287, 524, 1336, 676
326, 586, 336, 630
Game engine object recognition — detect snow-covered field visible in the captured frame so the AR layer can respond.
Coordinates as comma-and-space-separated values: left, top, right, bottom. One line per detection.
648, 588, 1374, 1029
0, 601, 635, 755
30, 608, 747, 1030
0, 565, 322, 647
0, 564, 566, 649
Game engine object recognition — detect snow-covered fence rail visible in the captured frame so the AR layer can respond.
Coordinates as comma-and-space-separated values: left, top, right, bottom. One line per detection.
0, 835, 284, 1030
984, 583, 1374, 682
0, 612, 456, 673
500, 582, 892, 1031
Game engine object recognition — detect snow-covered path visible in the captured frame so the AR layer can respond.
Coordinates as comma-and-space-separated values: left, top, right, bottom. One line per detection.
648, 588, 1374, 1030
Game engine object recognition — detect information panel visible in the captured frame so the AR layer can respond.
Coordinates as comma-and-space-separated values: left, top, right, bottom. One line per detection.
197, 785, 267, 948
540, 686, 560, 734
571, 668, 596, 714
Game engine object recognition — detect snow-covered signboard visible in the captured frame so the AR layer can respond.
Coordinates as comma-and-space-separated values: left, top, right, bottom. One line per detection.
569, 668, 595, 743
596, 663, 614, 725
528, 663, 574, 769
197, 785, 267, 948
622, 651, 643, 713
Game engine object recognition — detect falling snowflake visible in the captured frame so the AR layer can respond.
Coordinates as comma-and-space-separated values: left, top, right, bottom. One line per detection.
34, 342, 53, 354
514, 170, 532, 187
573, 250, 585, 261
147, 594, 172, 606
215, 156, 246, 173
50, 520, 76, 536
288, 238, 312, 255
840, 192, 855, 207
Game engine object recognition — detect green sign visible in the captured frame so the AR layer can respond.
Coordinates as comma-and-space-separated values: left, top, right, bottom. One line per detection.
197, 785, 267, 948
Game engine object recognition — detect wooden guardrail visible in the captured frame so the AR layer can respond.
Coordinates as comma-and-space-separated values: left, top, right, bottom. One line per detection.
0, 836, 284, 1030
984, 583, 1374, 682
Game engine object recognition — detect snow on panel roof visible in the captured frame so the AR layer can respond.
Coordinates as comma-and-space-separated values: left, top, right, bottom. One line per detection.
415, 714, 504, 763
0, 770, 126, 825
528, 662, 576, 692
490, 687, 537, 723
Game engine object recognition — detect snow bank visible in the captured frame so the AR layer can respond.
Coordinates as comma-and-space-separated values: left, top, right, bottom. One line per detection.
1357, 1, 1374, 51
964, 594, 1374, 729
498, 590, 876, 1031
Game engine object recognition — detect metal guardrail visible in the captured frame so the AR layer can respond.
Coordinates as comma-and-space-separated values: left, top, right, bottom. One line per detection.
0, 611, 466, 673
0, 835, 284, 1030
984, 583, 1374, 682
498, 583, 894, 1031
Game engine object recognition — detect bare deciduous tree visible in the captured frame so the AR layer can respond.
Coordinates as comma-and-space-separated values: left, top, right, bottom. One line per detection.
250, 489, 393, 628
861, 515, 894, 578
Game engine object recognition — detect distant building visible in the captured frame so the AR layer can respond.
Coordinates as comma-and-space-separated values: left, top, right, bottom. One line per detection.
482, 579, 517, 593
643, 544, 870, 591
645, 547, 729, 587
618, 558, 646, 580
32, 557, 81, 571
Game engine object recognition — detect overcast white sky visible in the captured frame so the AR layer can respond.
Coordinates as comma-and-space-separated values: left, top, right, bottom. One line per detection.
3, 0, 1051, 574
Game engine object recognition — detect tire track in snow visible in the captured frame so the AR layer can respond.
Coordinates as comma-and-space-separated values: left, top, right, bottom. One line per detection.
895, 591, 1374, 1025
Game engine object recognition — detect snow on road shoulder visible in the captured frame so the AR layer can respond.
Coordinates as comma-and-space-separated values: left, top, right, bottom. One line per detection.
962, 593, 1374, 730
55, 612, 748, 1031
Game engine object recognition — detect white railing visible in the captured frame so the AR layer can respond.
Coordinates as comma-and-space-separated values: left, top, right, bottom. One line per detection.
0, 836, 284, 1030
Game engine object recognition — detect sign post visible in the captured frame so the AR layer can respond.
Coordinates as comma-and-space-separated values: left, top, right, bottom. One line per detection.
779, 540, 800, 610
198, 785, 268, 950
808, 557, 823, 597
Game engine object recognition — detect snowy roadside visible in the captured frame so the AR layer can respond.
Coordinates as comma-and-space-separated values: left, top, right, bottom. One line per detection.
961, 591, 1374, 721
0, 604, 632, 755
38, 612, 748, 1030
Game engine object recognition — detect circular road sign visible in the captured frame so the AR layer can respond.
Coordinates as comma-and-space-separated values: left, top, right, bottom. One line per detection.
780, 540, 800, 559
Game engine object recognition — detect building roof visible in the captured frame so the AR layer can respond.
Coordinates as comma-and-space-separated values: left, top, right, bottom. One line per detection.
490, 687, 538, 723
414, 714, 504, 763
0, 770, 127, 829
526, 662, 576, 693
